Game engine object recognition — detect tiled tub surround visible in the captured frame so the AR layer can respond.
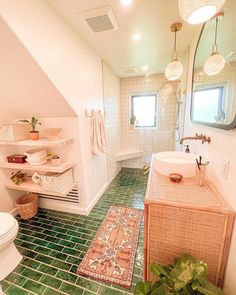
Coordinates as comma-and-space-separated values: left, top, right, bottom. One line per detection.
120, 75, 178, 168
1, 168, 147, 295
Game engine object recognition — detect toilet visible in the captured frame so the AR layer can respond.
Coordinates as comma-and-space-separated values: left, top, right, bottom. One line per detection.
0, 213, 22, 280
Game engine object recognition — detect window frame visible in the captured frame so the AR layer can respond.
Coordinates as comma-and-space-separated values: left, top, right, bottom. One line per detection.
192, 85, 225, 123
130, 93, 158, 129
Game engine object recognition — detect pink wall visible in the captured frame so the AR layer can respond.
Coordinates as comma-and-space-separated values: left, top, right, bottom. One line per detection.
184, 32, 236, 295
0, 18, 76, 120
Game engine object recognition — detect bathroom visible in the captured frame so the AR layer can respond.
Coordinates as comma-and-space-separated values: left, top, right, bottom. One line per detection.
0, 0, 235, 294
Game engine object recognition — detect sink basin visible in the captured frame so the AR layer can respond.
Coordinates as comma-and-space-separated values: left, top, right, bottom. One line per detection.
153, 151, 197, 178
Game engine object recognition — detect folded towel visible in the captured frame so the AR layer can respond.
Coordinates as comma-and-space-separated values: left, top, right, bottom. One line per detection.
90, 111, 107, 155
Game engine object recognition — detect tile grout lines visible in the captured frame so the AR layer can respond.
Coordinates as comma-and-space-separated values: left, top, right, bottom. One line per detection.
1, 168, 147, 295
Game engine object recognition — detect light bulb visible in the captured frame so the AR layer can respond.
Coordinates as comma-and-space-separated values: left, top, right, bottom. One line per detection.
204, 52, 225, 76
165, 60, 183, 81
178, 0, 226, 24
132, 33, 142, 41
121, 0, 133, 6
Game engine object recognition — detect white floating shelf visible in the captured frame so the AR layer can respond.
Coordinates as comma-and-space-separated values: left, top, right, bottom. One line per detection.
0, 161, 76, 173
0, 138, 73, 147
6, 179, 76, 197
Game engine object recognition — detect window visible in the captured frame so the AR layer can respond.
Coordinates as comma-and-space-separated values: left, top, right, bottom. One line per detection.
192, 86, 225, 123
131, 94, 157, 128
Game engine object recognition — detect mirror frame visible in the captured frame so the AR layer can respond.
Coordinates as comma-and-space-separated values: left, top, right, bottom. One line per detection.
191, 24, 236, 130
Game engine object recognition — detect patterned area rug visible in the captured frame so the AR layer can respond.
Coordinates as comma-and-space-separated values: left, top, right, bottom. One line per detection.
77, 206, 143, 288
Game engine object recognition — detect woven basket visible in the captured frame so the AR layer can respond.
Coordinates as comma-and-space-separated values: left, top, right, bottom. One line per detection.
15, 193, 38, 220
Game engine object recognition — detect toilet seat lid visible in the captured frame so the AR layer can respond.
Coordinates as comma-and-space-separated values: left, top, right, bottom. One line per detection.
0, 213, 15, 237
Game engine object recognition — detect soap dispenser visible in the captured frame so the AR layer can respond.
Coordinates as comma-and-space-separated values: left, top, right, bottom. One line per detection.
184, 145, 190, 153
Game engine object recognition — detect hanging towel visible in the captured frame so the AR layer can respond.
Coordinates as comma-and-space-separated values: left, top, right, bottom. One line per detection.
90, 111, 107, 155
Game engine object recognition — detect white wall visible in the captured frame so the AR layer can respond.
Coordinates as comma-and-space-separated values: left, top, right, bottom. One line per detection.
0, 0, 109, 214
184, 32, 236, 295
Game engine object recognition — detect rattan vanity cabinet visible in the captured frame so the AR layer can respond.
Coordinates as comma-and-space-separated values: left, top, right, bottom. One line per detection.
144, 167, 235, 288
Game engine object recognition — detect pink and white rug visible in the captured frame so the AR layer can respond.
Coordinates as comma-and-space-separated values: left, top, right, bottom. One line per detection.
77, 206, 143, 288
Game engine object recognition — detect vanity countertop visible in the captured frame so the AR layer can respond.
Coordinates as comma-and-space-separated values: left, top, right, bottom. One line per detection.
145, 165, 234, 215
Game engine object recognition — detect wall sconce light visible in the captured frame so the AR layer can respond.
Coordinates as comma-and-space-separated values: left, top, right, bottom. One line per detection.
204, 13, 225, 76
165, 23, 183, 81
178, 0, 226, 24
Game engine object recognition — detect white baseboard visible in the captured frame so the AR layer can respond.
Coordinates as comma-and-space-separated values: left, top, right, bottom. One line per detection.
84, 181, 109, 215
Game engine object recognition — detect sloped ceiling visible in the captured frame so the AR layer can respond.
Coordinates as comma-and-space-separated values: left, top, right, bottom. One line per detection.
0, 17, 76, 121
46, 0, 201, 77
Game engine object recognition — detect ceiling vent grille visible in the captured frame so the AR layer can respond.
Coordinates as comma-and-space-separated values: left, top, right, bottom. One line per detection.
80, 6, 118, 33
121, 66, 138, 75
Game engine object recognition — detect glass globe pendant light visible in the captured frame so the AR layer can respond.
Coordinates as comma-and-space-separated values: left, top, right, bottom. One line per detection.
165, 23, 183, 81
178, 0, 226, 24
204, 14, 225, 76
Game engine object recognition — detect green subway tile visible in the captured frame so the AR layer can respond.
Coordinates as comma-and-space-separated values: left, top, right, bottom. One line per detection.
1, 280, 11, 292
21, 268, 42, 281
76, 277, 99, 292
62, 247, 79, 256
37, 264, 58, 276
23, 279, 46, 294
43, 288, 64, 295
44, 236, 60, 243
56, 270, 77, 283
47, 243, 64, 252
35, 254, 54, 264
5, 285, 28, 295
52, 260, 71, 271
58, 240, 75, 248
49, 251, 68, 261
34, 246, 52, 255
20, 242, 36, 250
20, 235, 35, 242
40, 274, 62, 289
22, 258, 41, 269
33, 238, 49, 247
5, 273, 27, 286
59, 282, 84, 295
98, 286, 124, 295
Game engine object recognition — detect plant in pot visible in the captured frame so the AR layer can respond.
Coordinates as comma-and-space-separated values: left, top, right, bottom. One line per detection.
11, 170, 27, 185
135, 254, 224, 295
47, 152, 61, 166
19, 116, 42, 140
130, 115, 138, 129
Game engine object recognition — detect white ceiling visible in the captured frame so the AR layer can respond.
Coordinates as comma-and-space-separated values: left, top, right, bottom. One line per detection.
46, 0, 201, 77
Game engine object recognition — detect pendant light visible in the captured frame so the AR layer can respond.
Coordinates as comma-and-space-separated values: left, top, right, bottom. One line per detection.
204, 13, 225, 76
165, 23, 183, 81
178, 0, 226, 24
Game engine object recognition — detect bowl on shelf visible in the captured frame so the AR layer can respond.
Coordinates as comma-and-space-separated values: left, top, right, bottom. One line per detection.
24, 148, 47, 166
44, 128, 62, 141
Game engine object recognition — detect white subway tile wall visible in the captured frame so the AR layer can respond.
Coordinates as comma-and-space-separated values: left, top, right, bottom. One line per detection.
120, 75, 178, 168
102, 62, 122, 180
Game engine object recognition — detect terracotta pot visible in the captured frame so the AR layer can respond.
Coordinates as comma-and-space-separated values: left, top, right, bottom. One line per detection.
30, 131, 39, 140
51, 157, 61, 166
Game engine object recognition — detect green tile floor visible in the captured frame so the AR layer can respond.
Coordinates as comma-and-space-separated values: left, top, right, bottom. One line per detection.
1, 168, 148, 295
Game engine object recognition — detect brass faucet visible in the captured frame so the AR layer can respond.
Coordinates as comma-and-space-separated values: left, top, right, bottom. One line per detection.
180, 133, 211, 145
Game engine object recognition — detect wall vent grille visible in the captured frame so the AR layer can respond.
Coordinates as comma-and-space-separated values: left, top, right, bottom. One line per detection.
38, 186, 79, 204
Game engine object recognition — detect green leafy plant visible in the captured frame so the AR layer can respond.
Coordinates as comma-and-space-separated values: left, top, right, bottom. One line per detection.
11, 170, 26, 185
19, 116, 42, 132
47, 152, 60, 160
135, 255, 225, 295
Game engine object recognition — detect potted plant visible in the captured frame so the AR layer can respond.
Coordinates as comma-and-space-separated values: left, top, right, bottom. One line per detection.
11, 170, 27, 185
135, 254, 224, 295
130, 115, 138, 129
19, 116, 42, 140
47, 152, 61, 166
